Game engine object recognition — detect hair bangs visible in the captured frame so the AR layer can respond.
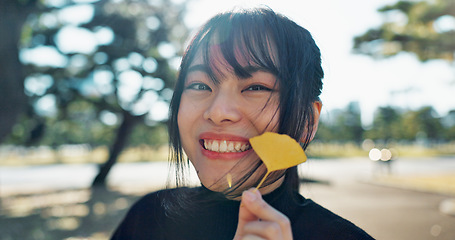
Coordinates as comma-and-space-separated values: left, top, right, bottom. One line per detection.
198, 10, 280, 82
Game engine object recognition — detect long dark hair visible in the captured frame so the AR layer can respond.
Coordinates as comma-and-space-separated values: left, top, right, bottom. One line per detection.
168, 7, 323, 197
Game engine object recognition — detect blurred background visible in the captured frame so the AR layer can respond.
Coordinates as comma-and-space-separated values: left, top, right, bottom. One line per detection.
0, 0, 454, 239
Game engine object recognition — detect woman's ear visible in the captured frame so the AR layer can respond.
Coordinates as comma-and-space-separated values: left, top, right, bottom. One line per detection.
300, 101, 322, 143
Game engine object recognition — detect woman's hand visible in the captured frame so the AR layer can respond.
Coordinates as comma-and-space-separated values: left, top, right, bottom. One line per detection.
233, 188, 293, 240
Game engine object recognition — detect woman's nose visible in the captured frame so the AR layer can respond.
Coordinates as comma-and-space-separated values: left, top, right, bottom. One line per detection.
203, 91, 241, 125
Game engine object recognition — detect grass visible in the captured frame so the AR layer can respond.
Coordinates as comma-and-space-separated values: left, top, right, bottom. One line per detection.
307, 141, 455, 159
1, 141, 454, 166
373, 174, 455, 196
0, 144, 169, 166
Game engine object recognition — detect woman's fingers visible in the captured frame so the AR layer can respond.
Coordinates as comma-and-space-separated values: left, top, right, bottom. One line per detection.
242, 189, 292, 238
243, 220, 285, 239
233, 189, 293, 240
242, 234, 266, 240
234, 193, 257, 240
242, 189, 290, 223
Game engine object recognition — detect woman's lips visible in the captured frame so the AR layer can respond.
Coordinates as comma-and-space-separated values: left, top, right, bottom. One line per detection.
199, 133, 252, 160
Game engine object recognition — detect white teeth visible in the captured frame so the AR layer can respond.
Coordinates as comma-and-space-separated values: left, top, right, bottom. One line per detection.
241, 144, 247, 151
234, 142, 241, 151
212, 141, 219, 152
219, 140, 227, 152
227, 142, 234, 152
203, 140, 250, 153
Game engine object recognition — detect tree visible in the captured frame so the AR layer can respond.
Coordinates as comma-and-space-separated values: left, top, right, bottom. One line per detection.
11, 0, 189, 188
341, 102, 364, 143
353, 0, 455, 62
364, 106, 402, 143
315, 105, 453, 143
353, 0, 454, 143
401, 106, 444, 141
442, 110, 455, 140
314, 102, 364, 143
0, 0, 41, 142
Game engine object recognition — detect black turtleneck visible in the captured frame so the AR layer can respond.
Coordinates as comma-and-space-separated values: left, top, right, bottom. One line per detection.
111, 185, 374, 240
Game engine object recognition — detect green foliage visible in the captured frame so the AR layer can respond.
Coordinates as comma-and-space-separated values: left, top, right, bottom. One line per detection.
7, 99, 117, 146
129, 123, 169, 147
316, 102, 454, 144
446, 125, 455, 139
349, 0, 455, 147
314, 102, 364, 143
402, 106, 444, 140
10, 0, 190, 148
353, 0, 455, 62
364, 106, 403, 141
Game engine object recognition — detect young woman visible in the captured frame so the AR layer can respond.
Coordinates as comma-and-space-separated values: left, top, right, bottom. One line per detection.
112, 7, 374, 240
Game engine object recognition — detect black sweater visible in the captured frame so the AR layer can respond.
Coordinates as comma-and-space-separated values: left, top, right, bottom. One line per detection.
111, 185, 374, 240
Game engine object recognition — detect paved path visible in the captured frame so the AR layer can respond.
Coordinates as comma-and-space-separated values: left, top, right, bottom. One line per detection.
1, 157, 454, 239
299, 157, 455, 240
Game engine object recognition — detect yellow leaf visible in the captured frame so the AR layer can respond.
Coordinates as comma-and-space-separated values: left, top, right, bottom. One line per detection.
249, 132, 307, 189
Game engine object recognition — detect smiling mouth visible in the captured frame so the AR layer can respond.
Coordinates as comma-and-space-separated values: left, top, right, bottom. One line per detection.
201, 139, 252, 153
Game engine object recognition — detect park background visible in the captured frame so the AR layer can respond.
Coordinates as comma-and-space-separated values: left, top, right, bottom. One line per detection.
1, 0, 454, 239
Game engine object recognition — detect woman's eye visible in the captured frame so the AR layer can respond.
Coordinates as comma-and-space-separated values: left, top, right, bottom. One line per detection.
186, 83, 212, 91
243, 85, 272, 92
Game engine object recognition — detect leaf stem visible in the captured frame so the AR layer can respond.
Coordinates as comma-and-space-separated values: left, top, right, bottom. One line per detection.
255, 171, 270, 190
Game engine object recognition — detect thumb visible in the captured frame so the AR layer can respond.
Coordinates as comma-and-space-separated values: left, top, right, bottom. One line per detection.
233, 189, 261, 240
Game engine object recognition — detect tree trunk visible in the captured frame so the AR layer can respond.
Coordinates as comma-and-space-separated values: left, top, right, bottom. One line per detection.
0, 1, 37, 142
91, 111, 139, 188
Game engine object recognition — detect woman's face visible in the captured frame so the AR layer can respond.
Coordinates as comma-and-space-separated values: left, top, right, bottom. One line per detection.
177, 47, 281, 192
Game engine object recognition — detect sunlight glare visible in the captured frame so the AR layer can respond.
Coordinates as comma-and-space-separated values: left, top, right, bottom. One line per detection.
227, 173, 232, 188
93, 26, 115, 45
143, 76, 164, 91
94, 69, 115, 95
160, 88, 174, 101
131, 90, 159, 116
93, 52, 108, 65
56, 26, 97, 54
44, 0, 66, 7
35, 94, 57, 117
58, 4, 94, 25
143, 57, 158, 73
100, 110, 119, 126
24, 74, 54, 96
146, 16, 161, 31
113, 58, 131, 72
380, 149, 392, 161
40, 12, 58, 29
434, 15, 455, 33
128, 52, 145, 68
118, 70, 143, 106
20, 46, 68, 67
147, 101, 169, 121
369, 148, 381, 161
157, 42, 176, 58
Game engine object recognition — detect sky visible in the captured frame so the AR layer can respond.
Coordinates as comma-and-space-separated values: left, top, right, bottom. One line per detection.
21, 0, 455, 126
183, 0, 455, 125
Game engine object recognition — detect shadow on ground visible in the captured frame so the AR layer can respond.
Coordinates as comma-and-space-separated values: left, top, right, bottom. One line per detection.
0, 187, 145, 240
0, 175, 333, 240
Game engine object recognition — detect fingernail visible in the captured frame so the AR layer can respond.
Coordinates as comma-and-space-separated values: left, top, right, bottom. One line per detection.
243, 190, 256, 202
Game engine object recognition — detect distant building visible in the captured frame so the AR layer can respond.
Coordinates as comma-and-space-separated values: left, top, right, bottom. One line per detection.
441, 110, 455, 128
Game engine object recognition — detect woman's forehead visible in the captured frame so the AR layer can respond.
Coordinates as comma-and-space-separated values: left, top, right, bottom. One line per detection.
188, 39, 278, 79
190, 43, 251, 67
